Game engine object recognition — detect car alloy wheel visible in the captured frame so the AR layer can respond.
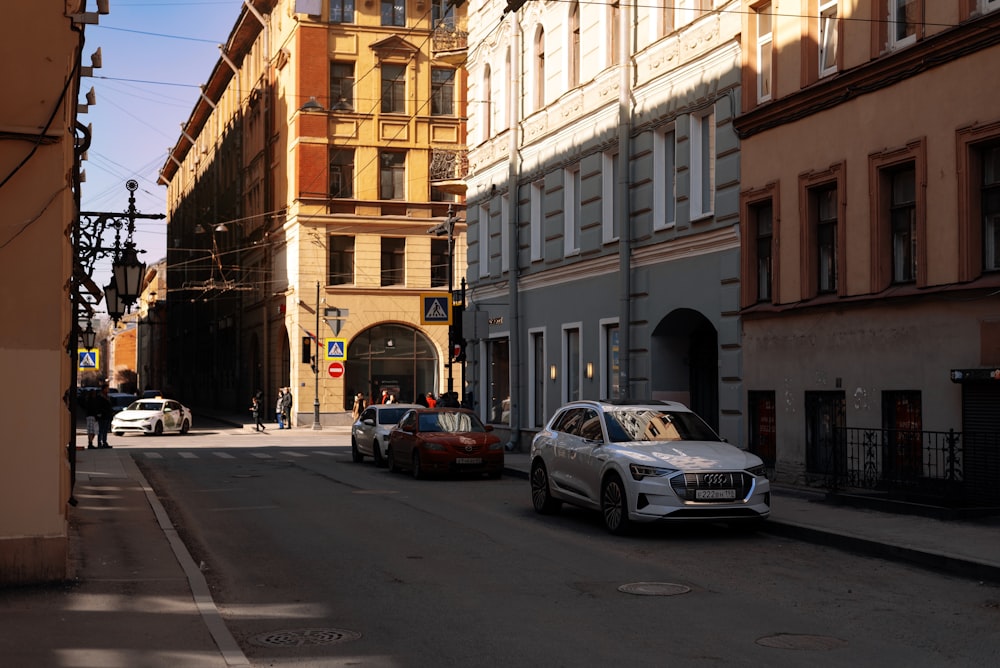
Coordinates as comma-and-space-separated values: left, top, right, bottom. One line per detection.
372, 441, 384, 467
412, 451, 423, 480
180, 420, 190, 435
153, 421, 164, 436
351, 438, 363, 463
530, 461, 561, 514
601, 473, 631, 535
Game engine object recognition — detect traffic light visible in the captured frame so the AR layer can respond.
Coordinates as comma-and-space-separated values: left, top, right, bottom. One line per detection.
449, 302, 466, 363
302, 336, 316, 372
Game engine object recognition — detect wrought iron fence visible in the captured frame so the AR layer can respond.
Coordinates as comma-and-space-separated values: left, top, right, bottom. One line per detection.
829, 427, 1000, 507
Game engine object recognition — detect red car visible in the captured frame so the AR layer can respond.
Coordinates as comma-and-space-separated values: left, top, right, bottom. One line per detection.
386, 408, 504, 479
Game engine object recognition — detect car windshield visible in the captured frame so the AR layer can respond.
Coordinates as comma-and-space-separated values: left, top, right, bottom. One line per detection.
418, 411, 485, 433
604, 409, 721, 443
377, 408, 410, 425
129, 401, 163, 411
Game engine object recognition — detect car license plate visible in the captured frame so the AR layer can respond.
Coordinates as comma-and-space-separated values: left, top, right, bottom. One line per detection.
696, 489, 736, 500
455, 457, 482, 464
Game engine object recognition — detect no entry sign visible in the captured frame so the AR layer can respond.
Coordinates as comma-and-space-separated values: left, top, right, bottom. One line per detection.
328, 361, 345, 378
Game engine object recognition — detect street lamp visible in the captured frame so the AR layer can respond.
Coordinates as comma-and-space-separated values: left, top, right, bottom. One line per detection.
80, 320, 96, 350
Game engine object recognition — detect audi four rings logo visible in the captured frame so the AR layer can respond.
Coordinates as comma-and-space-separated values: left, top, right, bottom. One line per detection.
703, 473, 728, 486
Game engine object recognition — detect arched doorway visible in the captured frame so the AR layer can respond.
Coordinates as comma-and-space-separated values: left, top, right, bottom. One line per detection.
345, 324, 438, 407
650, 309, 719, 431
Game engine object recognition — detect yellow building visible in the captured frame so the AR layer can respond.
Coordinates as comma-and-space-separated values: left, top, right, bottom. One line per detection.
160, 0, 468, 422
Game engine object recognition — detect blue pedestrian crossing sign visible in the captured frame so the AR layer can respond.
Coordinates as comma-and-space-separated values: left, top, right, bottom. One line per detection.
326, 338, 347, 360
78, 349, 99, 371
421, 292, 451, 325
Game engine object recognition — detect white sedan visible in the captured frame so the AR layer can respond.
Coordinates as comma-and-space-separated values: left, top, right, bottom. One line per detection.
351, 404, 420, 466
530, 400, 770, 534
111, 398, 193, 436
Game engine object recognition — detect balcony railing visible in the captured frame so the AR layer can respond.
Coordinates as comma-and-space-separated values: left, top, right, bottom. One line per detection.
429, 148, 469, 182
432, 19, 468, 54
826, 427, 1000, 508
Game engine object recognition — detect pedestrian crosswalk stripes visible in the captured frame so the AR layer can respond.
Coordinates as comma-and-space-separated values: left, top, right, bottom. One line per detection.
136, 448, 347, 461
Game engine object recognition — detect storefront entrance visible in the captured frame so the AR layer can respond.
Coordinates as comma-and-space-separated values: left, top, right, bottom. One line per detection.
344, 324, 438, 407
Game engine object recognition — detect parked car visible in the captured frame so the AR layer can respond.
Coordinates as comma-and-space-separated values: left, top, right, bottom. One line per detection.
108, 392, 137, 415
142, 389, 163, 398
530, 400, 770, 534
111, 398, 192, 436
351, 403, 421, 466
386, 408, 504, 479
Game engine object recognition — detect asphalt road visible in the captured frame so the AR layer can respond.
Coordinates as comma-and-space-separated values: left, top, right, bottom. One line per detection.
128, 430, 1000, 667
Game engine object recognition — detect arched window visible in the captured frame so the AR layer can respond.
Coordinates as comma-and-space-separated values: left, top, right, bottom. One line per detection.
534, 26, 545, 111
344, 324, 439, 408
568, 2, 580, 88
482, 64, 492, 141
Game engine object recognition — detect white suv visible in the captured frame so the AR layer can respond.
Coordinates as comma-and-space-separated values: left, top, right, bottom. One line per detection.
530, 400, 770, 534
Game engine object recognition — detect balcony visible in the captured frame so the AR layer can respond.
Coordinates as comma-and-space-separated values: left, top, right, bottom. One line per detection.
429, 148, 468, 195
431, 19, 467, 65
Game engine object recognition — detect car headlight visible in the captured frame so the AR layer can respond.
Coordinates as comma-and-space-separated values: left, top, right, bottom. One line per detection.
629, 463, 677, 481
746, 464, 768, 478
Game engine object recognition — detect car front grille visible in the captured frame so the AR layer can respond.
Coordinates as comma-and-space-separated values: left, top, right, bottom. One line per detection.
669, 471, 753, 502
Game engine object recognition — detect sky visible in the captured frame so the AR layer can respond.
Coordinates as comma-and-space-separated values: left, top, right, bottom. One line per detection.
80, 1, 244, 300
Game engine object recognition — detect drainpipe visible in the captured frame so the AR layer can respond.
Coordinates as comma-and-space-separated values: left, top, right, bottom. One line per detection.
617, 2, 632, 400
507, 12, 522, 450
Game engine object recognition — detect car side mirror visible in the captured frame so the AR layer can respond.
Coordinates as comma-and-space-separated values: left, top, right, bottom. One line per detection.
363, 418, 374, 426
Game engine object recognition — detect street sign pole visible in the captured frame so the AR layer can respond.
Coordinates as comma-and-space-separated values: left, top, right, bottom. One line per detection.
312, 281, 322, 430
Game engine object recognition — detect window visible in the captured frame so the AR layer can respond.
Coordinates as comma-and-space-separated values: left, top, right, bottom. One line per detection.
748, 391, 776, 469
380, 237, 405, 286
889, 165, 917, 283
602, 151, 618, 243
432, 0, 454, 27
804, 391, 845, 475
381, 0, 404, 27
430, 238, 449, 288
501, 194, 510, 273
602, 321, 620, 400
690, 111, 715, 218
330, 0, 354, 23
381, 64, 406, 114
654, 128, 676, 230
870, 140, 925, 291
658, 2, 674, 38
563, 326, 581, 403
478, 202, 490, 278
815, 185, 838, 293
330, 148, 354, 199
568, 2, 580, 88
530, 180, 544, 262
818, 0, 838, 77
983, 144, 1000, 272
564, 164, 581, 256
329, 235, 355, 285
756, 3, 773, 102
431, 68, 455, 116
755, 203, 773, 302
982, 0, 1000, 15
481, 65, 492, 141
890, 0, 917, 48
609, 2, 620, 67
487, 338, 510, 424
530, 330, 545, 427
330, 62, 355, 108
534, 27, 545, 111
379, 151, 406, 200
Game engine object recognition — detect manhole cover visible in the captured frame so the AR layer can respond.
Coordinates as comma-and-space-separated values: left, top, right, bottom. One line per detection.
756, 633, 847, 650
251, 628, 362, 648
618, 582, 691, 596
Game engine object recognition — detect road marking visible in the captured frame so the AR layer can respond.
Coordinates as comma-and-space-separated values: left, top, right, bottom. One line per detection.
281, 451, 308, 457
179, 452, 198, 459
143, 452, 163, 459
251, 453, 272, 459
213, 452, 235, 459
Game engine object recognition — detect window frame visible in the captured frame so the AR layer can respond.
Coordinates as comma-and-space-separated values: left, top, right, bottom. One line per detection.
329, 147, 354, 199
328, 235, 355, 286
329, 0, 355, 24
690, 110, 715, 220
740, 182, 780, 307
381, 0, 405, 27
564, 164, 581, 256
431, 67, 456, 116
381, 63, 407, 114
568, 1, 580, 88
957, 120, 1000, 281
818, 0, 839, 78
755, 2, 773, 103
379, 150, 407, 200
653, 126, 677, 231
868, 139, 927, 291
798, 162, 846, 299
530, 179, 544, 262
430, 237, 450, 288
534, 26, 545, 112
602, 150, 619, 244
330, 61, 355, 109
380, 237, 406, 287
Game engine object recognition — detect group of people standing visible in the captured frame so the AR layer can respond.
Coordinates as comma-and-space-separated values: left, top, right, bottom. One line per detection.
81, 385, 113, 449
249, 388, 293, 431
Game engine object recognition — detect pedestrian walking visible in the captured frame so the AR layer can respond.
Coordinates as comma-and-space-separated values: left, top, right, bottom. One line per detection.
82, 388, 98, 448
275, 389, 285, 429
93, 385, 114, 448
281, 387, 292, 428
351, 392, 366, 421
250, 395, 265, 431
